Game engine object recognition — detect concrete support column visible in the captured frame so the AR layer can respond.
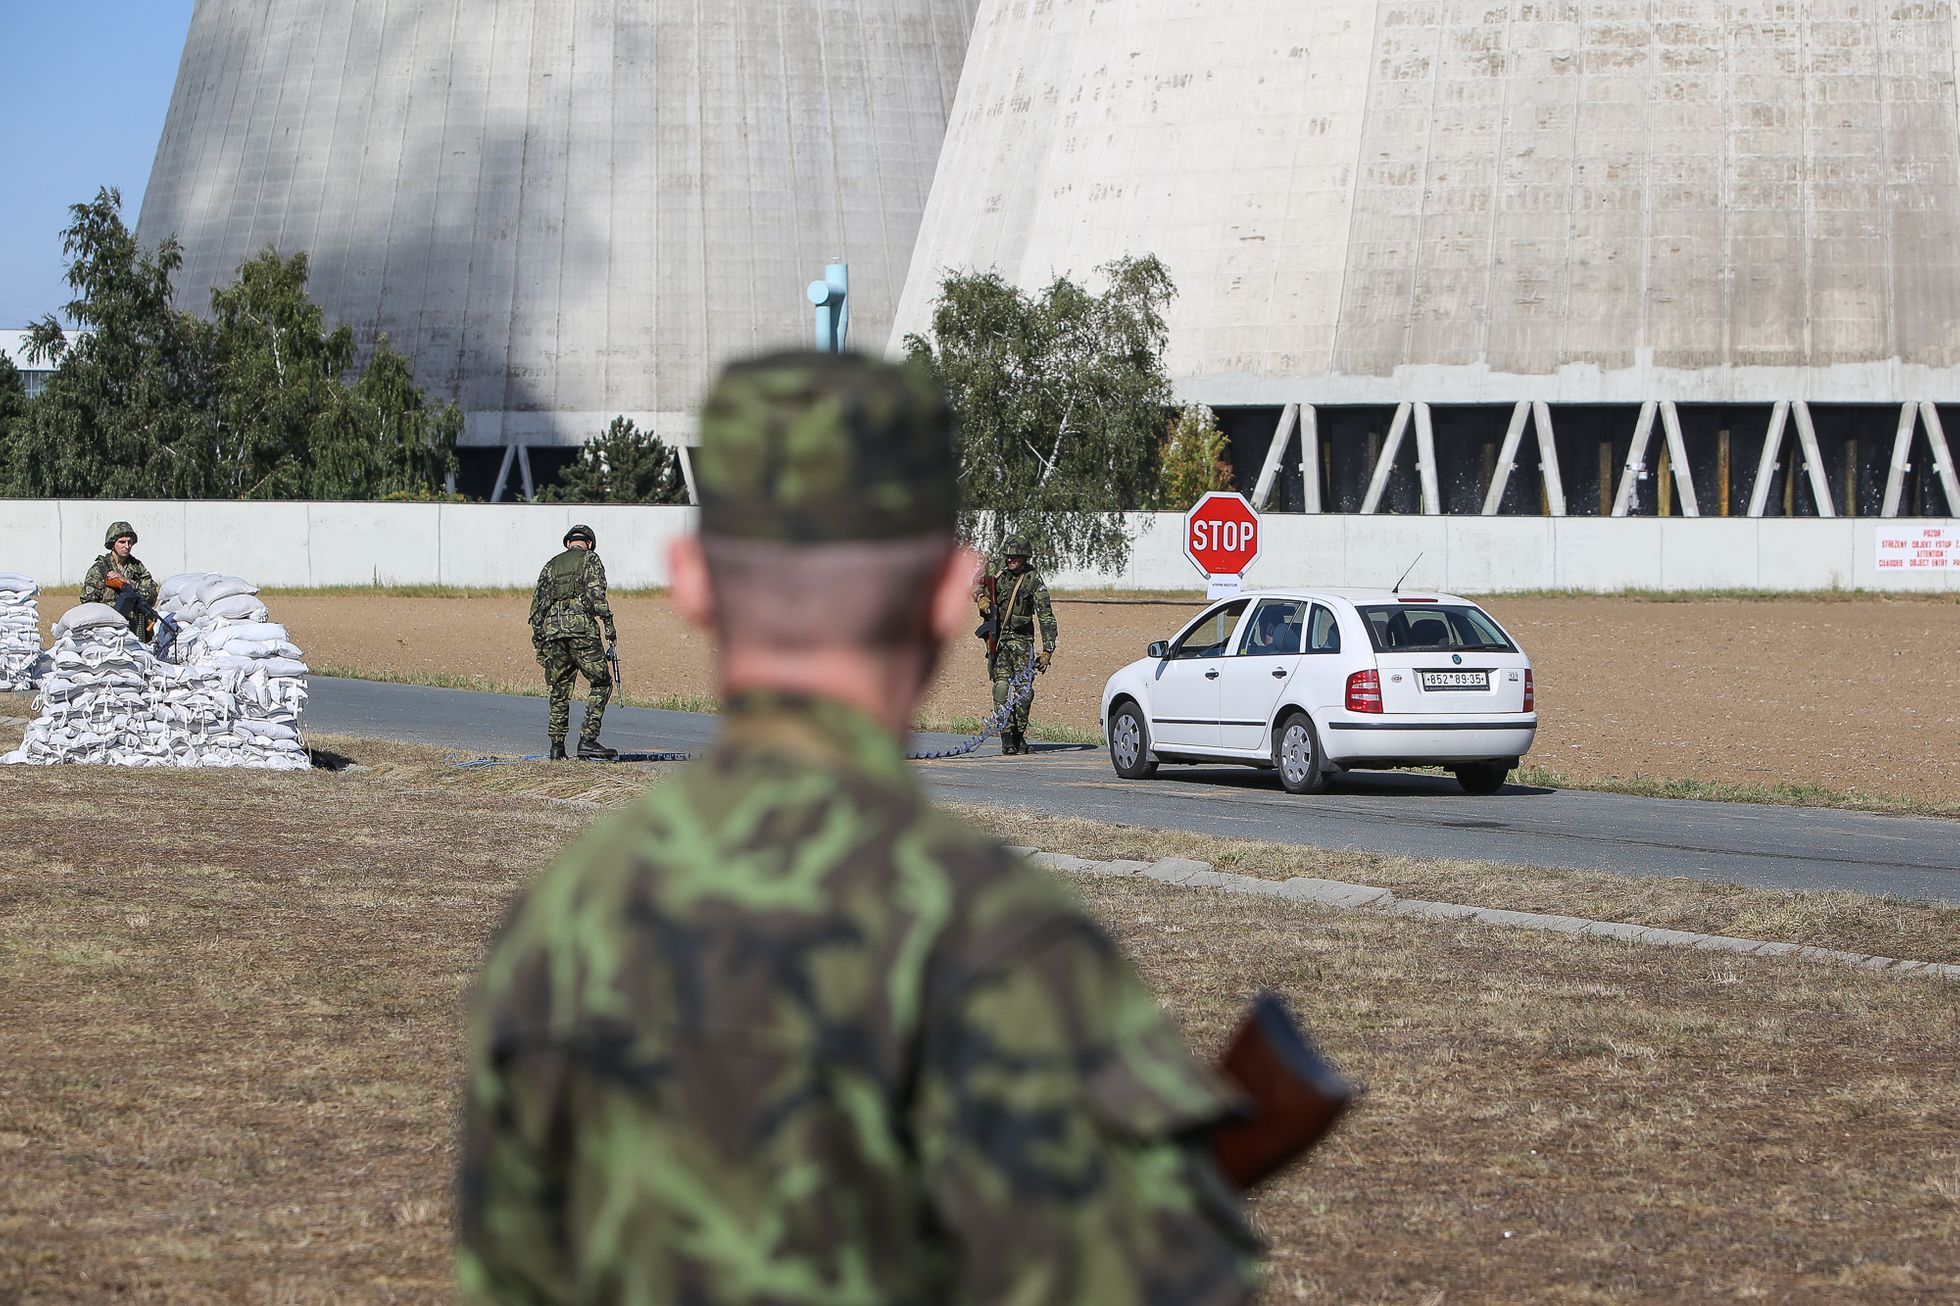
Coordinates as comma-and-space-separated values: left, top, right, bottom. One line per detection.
1481, 401, 1532, 515
1251, 403, 1298, 511
1413, 402, 1441, 514
1918, 401, 1960, 515
1359, 402, 1413, 515
1746, 402, 1791, 518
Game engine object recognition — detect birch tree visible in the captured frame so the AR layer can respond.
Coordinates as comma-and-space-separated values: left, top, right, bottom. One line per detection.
903, 255, 1176, 572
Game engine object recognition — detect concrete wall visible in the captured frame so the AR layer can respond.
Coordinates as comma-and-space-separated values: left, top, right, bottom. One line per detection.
896, 0, 1960, 407
139, 0, 977, 447
4, 502, 1954, 594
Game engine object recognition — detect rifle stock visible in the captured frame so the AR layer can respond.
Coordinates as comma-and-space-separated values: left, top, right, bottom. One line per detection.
1208, 991, 1355, 1190
974, 574, 1001, 656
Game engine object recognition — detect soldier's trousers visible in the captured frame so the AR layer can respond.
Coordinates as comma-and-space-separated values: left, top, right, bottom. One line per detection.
991, 641, 1037, 734
536, 634, 612, 741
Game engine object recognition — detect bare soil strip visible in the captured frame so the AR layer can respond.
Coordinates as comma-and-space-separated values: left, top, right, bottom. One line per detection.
2, 737, 1954, 1302
216, 590, 1960, 808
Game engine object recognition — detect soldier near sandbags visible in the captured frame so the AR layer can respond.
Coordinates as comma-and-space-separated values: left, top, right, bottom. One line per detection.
458, 351, 1258, 1304
975, 532, 1057, 755
78, 521, 158, 637
526, 524, 617, 761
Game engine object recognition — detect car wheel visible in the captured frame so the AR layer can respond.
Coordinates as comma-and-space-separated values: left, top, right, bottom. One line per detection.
1273, 711, 1329, 795
1108, 702, 1158, 779
1453, 762, 1510, 795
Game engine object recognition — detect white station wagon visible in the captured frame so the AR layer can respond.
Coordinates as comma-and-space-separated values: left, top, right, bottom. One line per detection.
1099, 588, 1537, 794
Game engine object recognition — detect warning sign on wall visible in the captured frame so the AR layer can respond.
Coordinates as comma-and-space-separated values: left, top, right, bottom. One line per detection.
1875, 524, 1956, 571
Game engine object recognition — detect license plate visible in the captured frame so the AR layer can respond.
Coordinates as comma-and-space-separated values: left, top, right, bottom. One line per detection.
1419, 670, 1488, 689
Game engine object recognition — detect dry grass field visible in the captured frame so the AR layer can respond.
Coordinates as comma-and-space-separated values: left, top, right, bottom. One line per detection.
3, 729, 1956, 1303
221, 589, 1960, 809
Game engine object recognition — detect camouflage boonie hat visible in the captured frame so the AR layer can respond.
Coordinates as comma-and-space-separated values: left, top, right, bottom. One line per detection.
105, 520, 137, 547
695, 351, 957, 542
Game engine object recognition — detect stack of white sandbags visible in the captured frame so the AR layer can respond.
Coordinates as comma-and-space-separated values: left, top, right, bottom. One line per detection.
3, 582, 312, 769
2, 604, 197, 766
160, 573, 311, 769
0, 572, 43, 691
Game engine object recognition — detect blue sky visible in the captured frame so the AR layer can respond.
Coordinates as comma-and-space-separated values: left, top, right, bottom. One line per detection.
0, 2, 195, 327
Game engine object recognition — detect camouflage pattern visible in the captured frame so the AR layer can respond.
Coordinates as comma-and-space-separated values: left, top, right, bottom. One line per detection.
536, 633, 612, 743
103, 520, 139, 548
79, 550, 158, 636
981, 560, 1058, 737
528, 547, 617, 643
458, 693, 1259, 1304
694, 351, 957, 542
530, 546, 617, 743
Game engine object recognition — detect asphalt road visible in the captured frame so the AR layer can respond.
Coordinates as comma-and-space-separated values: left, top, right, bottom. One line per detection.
306, 676, 1960, 905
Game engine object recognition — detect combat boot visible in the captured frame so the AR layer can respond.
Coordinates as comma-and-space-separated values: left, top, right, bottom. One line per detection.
577, 736, 618, 761
548, 739, 567, 761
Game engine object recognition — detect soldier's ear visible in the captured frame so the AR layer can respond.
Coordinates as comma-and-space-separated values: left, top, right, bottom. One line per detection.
929, 544, 983, 645
668, 535, 716, 632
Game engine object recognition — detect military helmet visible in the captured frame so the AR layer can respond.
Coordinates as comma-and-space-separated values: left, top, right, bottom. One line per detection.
564, 524, 596, 548
105, 520, 137, 548
694, 350, 957, 543
1002, 533, 1033, 558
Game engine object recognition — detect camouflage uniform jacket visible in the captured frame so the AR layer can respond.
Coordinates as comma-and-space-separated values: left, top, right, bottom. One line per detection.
79, 552, 157, 611
980, 564, 1057, 652
458, 693, 1258, 1305
528, 548, 616, 643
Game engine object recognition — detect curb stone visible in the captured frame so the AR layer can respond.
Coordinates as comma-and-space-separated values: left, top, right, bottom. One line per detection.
1021, 849, 1960, 981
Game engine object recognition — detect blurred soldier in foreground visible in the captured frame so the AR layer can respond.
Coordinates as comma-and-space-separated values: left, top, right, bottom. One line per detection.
458, 351, 1259, 1303
79, 521, 157, 637
527, 523, 617, 760
974, 532, 1057, 754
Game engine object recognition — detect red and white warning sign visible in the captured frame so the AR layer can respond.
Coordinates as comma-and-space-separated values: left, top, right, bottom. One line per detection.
1184, 492, 1261, 597
1875, 524, 1955, 571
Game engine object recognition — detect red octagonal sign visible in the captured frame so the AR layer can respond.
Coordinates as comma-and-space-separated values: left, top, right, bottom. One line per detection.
1183, 491, 1261, 578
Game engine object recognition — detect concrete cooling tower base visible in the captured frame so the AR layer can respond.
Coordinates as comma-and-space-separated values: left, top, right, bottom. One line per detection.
139, 0, 976, 487
897, 0, 1960, 518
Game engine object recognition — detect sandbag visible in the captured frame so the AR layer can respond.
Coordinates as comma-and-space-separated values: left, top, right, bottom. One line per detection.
159, 572, 218, 603
207, 594, 271, 622
205, 621, 291, 648
193, 575, 259, 605
54, 603, 132, 636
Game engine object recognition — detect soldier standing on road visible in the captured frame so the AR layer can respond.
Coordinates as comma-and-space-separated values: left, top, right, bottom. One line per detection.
526, 524, 617, 761
79, 521, 157, 638
975, 532, 1057, 755
459, 351, 1257, 1304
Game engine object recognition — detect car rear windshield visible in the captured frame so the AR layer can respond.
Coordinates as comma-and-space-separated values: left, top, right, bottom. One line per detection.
1355, 604, 1517, 654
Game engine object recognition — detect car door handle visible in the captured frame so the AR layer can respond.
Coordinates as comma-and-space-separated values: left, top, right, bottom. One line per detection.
1204, 669, 1220, 680
1270, 667, 1287, 679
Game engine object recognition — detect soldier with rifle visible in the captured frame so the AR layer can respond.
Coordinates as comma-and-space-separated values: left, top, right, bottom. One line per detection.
458, 350, 1352, 1303
974, 532, 1056, 754
526, 523, 617, 761
79, 521, 158, 639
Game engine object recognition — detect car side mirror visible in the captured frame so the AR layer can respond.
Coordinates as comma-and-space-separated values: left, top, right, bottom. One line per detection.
1147, 640, 1169, 659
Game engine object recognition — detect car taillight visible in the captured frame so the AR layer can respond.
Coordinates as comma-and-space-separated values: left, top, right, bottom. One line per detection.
1345, 668, 1382, 714
1523, 669, 1534, 712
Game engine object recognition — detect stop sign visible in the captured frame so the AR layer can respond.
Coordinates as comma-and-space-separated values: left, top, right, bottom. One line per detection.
1183, 491, 1261, 578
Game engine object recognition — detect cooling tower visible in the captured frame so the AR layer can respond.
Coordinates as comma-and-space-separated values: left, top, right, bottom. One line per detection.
895, 0, 1960, 516
139, 0, 976, 457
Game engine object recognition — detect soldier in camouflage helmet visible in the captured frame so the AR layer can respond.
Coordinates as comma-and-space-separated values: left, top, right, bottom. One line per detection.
975, 530, 1057, 754
459, 350, 1259, 1303
79, 521, 158, 637
527, 523, 618, 761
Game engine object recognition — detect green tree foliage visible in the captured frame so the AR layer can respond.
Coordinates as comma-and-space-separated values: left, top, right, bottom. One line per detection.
316, 336, 461, 499
904, 255, 1176, 571
0, 354, 25, 466
5, 188, 210, 498
1157, 404, 1233, 509
542, 416, 687, 504
2, 189, 459, 501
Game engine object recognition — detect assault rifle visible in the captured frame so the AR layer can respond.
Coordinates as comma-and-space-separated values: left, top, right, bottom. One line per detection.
1208, 991, 1356, 1190
110, 587, 182, 662
973, 573, 1001, 657
607, 642, 623, 695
